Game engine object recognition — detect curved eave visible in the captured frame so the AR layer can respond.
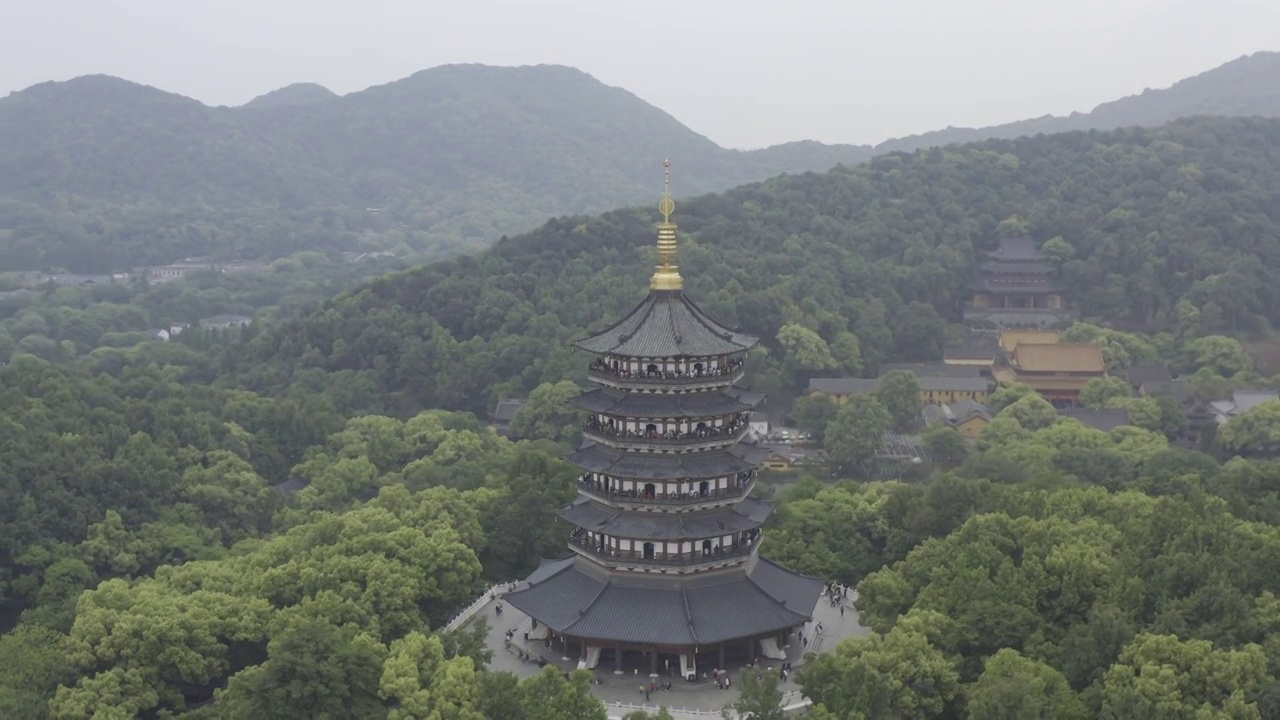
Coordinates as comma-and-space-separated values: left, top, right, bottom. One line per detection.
574, 387, 763, 418
574, 290, 757, 358
566, 442, 768, 479
559, 496, 773, 541
505, 555, 824, 645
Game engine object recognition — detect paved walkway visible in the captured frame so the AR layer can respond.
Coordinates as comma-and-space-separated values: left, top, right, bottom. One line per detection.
468, 586, 871, 717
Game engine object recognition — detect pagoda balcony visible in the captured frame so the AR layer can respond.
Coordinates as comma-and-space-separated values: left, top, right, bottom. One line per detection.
567, 535, 757, 571
587, 360, 744, 390
576, 472, 756, 509
581, 416, 749, 451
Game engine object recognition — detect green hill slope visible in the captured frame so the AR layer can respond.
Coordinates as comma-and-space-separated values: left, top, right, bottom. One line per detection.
220, 116, 1280, 417
0, 64, 870, 270
877, 51, 1280, 152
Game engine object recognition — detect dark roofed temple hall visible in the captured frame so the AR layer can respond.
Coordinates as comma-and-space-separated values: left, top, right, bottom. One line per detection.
503, 161, 824, 680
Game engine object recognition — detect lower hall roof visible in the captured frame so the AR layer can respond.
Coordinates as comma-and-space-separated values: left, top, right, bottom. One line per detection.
503, 555, 824, 646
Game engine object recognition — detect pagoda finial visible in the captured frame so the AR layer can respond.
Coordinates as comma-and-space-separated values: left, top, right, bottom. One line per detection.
650, 159, 683, 291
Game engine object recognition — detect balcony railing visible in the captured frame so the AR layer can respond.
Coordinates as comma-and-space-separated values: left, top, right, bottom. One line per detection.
587, 360, 745, 387
568, 533, 759, 569
577, 472, 756, 507
582, 415, 749, 450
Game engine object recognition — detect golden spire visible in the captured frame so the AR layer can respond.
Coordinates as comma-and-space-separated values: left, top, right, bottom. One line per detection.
650, 159, 683, 291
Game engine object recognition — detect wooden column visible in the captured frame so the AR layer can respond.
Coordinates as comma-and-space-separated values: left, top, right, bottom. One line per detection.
615, 643, 623, 673
747, 636, 756, 663
718, 643, 725, 670
650, 648, 658, 675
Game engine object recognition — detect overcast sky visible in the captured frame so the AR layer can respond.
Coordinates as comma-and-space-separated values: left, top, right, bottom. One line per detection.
4, 0, 1277, 149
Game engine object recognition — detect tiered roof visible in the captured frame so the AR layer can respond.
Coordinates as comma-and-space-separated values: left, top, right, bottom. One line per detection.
575, 386, 763, 418
567, 442, 767, 479
504, 555, 822, 646
558, 496, 772, 540
511, 163, 822, 651
972, 237, 1062, 293
575, 290, 757, 358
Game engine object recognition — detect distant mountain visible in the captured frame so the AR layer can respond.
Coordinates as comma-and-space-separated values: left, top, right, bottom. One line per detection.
876, 51, 1280, 153
243, 82, 338, 108
3, 53, 1279, 272
0, 64, 871, 270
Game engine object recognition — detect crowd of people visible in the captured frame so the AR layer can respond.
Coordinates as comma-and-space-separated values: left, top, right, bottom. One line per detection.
589, 357, 744, 381
577, 471, 756, 501
583, 415, 748, 442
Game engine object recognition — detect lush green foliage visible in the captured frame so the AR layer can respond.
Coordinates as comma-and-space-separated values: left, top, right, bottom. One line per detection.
201, 117, 1280, 420
0, 347, 584, 716
6, 87, 1280, 719
0, 252, 406, 363
772, 419, 1280, 718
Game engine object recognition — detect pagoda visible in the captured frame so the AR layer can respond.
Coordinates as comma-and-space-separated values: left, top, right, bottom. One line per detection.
504, 161, 823, 680
964, 237, 1068, 328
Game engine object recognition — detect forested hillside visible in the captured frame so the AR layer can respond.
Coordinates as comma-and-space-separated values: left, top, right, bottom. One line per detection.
878, 51, 1280, 152
208, 116, 1280, 418
6, 119, 1280, 720
0, 64, 869, 271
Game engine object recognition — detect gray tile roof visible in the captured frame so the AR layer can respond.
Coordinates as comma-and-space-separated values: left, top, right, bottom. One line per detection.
1141, 379, 1190, 404
808, 378, 879, 395
917, 376, 990, 393
922, 404, 951, 425
988, 237, 1045, 260
1231, 390, 1280, 413
1058, 408, 1131, 432
982, 260, 1055, 275
575, 387, 763, 418
504, 556, 822, 646
566, 442, 768, 478
881, 363, 983, 378
490, 397, 525, 422
575, 290, 757, 358
948, 398, 992, 422
748, 556, 827, 615
944, 331, 1001, 361
810, 374, 989, 395
1127, 364, 1173, 388
922, 400, 992, 426
558, 497, 773, 541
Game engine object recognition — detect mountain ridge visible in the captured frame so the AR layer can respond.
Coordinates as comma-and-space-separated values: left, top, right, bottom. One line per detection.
242, 82, 338, 108
874, 51, 1280, 152
2, 54, 1279, 272
0, 64, 872, 270
216, 115, 1280, 417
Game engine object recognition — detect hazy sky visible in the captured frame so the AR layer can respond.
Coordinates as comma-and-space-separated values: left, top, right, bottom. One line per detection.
4, 0, 1277, 148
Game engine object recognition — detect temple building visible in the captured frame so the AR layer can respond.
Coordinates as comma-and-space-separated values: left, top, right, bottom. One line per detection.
965, 237, 1068, 328
996, 342, 1107, 405
504, 162, 823, 680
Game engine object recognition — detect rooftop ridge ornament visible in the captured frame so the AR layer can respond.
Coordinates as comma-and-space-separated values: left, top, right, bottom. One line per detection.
650, 159, 684, 291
